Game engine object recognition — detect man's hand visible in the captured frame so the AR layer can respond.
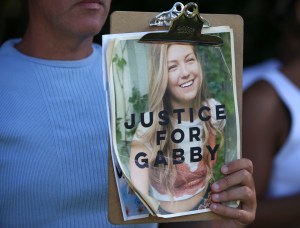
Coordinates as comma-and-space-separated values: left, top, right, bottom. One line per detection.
210, 158, 256, 228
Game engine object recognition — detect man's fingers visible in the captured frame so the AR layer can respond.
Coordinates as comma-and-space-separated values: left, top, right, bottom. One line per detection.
211, 169, 254, 193
211, 186, 255, 210
221, 158, 253, 175
210, 203, 255, 226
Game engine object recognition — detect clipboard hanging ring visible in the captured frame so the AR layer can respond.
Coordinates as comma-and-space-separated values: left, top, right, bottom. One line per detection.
182, 2, 209, 27
184, 2, 198, 18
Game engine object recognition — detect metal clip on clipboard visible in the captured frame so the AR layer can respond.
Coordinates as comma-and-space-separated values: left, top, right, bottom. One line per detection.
140, 2, 223, 46
149, 2, 184, 27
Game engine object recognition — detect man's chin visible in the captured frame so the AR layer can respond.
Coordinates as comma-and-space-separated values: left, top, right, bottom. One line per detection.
74, 21, 104, 37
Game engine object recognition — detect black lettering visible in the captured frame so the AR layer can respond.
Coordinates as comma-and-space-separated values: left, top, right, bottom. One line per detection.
189, 108, 194, 123
154, 151, 168, 166
135, 152, 149, 169
173, 109, 185, 124
189, 127, 201, 142
158, 110, 169, 125
198, 106, 211, 121
190, 147, 203, 162
171, 129, 184, 143
216, 104, 226, 120
141, 112, 153, 127
156, 130, 166, 145
206, 144, 219, 160
124, 114, 135, 129
173, 149, 185, 164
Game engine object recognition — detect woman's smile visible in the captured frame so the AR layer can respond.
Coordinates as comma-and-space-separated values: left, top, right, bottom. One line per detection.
180, 80, 194, 88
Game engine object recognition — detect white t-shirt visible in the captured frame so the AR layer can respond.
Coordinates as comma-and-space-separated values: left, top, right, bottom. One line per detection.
244, 62, 300, 198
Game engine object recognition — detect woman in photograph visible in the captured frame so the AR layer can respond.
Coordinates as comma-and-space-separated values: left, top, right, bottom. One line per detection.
129, 43, 226, 214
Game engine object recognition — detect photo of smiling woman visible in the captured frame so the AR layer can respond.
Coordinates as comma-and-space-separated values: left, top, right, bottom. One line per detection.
129, 43, 227, 216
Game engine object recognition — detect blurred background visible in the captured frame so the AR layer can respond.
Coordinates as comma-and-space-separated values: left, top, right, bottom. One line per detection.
0, 0, 281, 67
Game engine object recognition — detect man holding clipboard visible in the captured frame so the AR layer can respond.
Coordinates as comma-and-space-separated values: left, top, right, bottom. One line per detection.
0, 1, 255, 227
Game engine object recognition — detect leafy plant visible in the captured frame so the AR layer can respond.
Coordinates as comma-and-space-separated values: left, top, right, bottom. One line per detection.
112, 45, 149, 169
125, 87, 148, 140
128, 87, 148, 114
112, 54, 127, 71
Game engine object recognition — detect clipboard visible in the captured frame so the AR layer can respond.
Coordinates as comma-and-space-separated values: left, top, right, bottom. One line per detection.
107, 9, 243, 225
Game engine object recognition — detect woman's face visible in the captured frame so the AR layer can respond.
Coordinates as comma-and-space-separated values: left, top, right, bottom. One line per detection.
166, 45, 202, 108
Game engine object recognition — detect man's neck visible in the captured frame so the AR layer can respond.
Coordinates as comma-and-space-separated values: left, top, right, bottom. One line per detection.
16, 24, 94, 60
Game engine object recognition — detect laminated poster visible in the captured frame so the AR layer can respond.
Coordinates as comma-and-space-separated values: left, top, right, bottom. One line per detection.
102, 26, 240, 220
